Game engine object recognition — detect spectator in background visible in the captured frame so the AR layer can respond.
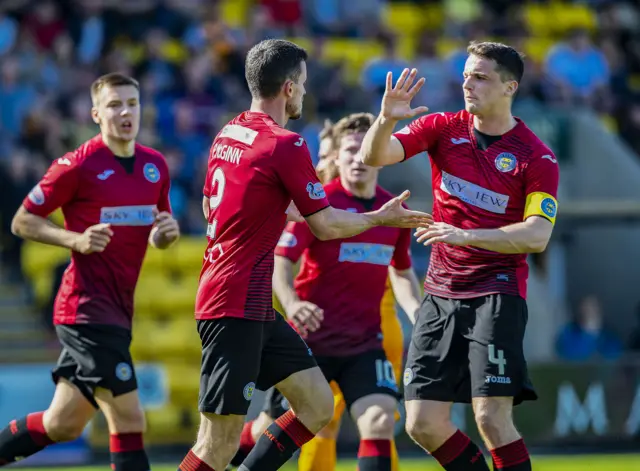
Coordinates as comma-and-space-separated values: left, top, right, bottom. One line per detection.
544, 28, 610, 107
556, 295, 623, 361
361, 34, 408, 106
627, 302, 640, 354
0, 4, 18, 56
413, 31, 452, 112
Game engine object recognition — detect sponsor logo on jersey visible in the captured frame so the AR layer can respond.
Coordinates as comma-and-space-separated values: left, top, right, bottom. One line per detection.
97, 169, 115, 180
306, 182, 326, 200
100, 205, 156, 226
338, 243, 394, 266
495, 153, 517, 172
451, 137, 471, 145
57, 157, 71, 166
115, 362, 133, 381
541, 154, 557, 164
440, 171, 510, 214
219, 124, 258, 146
143, 163, 160, 183
541, 197, 557, 218
277, 232, 297, 248
28, 184, 45, 205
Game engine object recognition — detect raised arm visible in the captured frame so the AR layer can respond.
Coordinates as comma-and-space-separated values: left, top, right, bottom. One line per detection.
361, 68, 428, 167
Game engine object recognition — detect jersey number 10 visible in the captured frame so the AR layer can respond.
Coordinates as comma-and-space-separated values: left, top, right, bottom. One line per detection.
208, 168, 226, 240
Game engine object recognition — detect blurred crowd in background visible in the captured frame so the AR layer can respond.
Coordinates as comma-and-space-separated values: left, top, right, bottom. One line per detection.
0, 0, 640, 359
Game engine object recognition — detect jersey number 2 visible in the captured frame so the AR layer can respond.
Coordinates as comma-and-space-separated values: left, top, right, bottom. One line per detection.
208, 168, 226, 239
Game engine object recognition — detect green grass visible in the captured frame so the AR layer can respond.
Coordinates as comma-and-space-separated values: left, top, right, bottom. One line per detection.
17, 455, 640, 471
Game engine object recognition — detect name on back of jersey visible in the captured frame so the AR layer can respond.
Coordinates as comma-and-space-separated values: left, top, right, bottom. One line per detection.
212, 143, 244, 165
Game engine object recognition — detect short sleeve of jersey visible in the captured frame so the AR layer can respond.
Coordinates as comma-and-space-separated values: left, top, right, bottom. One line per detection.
393, 113, 447, 161
275, 221, 316, 262
276, 135, 330, 217
391, 228, 412, 270
23, 153, 80, 218
158, 164, 172, 213
524, 152, 560, 224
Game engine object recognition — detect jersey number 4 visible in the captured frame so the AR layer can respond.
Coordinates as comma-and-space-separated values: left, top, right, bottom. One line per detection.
208, 167, 226, 239
488, 344, 507, 375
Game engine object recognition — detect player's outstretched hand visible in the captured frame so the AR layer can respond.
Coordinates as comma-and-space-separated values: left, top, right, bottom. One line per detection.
414, 222, 470, 247
285, 300, 324, 338
286, 202, 304, 222
373, 190, 433, 228
74, 223, 114, 254
381, 68, 429, 121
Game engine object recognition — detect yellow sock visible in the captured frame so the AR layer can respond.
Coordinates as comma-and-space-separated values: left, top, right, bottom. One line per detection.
390, 439, 399, 471
298, 437, 337, 471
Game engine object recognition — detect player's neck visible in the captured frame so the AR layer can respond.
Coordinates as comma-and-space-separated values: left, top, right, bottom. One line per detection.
340, 176, 375, 199
102, 133, 135, 157
473, 113, 517, 136
250, 100, 288, 127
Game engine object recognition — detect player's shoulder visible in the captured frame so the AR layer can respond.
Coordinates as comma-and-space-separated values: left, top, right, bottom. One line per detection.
515, 119, 557, 161
69, 134, 106, 167
406, 110, 466, 131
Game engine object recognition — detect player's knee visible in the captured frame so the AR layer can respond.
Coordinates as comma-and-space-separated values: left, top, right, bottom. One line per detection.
312, 380, 335, 430
405, 412, 448, 447
108, 403, 146, 433
357, 404, 396, 439
474, 406, 511, 441
43, 409, 87, 442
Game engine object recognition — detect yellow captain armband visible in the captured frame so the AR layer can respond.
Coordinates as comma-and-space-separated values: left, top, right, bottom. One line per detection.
524, 192, 558, 224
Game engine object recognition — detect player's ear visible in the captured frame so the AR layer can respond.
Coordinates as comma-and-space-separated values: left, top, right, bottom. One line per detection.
91, 106, 100, 125
506, 80, 518, 98
283, 80, 294, 98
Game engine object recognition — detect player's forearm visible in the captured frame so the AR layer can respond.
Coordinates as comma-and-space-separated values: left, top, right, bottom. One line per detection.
466, 221, 550, 254
389, 268, 422, 323
11, 208, 80, 251
361, 115, 398, 167
313, 208, 377, 241
273, 256, 299, 314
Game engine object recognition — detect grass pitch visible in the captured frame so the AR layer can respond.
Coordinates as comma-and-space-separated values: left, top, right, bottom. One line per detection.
17, 454, 640, 471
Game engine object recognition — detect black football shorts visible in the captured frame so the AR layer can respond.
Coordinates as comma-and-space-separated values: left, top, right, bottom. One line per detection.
53, 324, 138, 409
404, 293, 537, 405
198, 313, 317, 416
262, 348, 400, 417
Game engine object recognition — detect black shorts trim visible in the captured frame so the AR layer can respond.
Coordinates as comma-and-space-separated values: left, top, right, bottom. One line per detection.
52, 324, 137, 409
404, 294, 537, 406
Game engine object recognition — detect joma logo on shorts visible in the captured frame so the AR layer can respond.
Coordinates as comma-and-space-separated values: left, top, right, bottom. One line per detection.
485, 375, 511, 384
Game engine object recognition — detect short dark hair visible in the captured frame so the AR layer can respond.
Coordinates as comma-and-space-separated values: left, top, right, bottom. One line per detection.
245, 39, 308, 99
91, 72, 139, 103
467, 41, 524, 83
332, 112, 375, 147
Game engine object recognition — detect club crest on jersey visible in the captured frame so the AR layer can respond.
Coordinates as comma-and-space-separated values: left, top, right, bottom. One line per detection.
277, 232, 297, 248
541, 197, 557, 218
143, 163, 160, 183
306, 182, 326, 200
28, 184, 45, 205
403, 368, 414, 386
115, 362, 132, 381
495, 153, 517, 172
243, 382, 255, 401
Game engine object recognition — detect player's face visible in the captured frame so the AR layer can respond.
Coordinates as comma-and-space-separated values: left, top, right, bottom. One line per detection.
92, 85, 141, 142
337, 132, 377, 186
285, 61, 307, 121
462, 54, 517, 117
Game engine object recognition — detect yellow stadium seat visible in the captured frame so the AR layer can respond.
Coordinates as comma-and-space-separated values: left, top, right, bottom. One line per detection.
286, 37, 313, 54
220, 0, 251, 28
423, 4, 445, 30
21, 242, 69, 282
323, 39, 384, 84
523, 4, 554, 37
397, 34, 417, 61
523, 37, 555, 64
437, 39, 464, 59
383, 3, 426, 35
131, 317, 200, 361
134, 273, 198, 316
550, 2, 597, 34
145, 405, 198, 445
164, 362, 201, 407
